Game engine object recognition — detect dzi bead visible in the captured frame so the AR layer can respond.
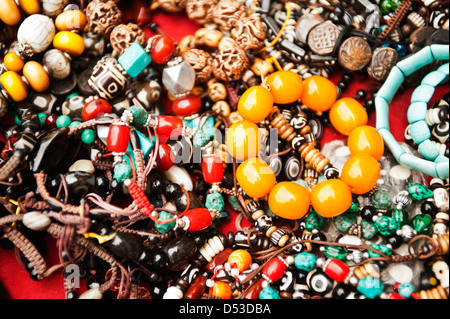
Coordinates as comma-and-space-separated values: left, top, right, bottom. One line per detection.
88, 56, 127, 100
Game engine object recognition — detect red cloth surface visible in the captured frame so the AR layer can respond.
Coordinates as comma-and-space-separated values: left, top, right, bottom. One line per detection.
0, 10, 447, 299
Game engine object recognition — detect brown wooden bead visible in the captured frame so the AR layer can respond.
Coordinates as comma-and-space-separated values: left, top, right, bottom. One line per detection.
307, 21, 339, 56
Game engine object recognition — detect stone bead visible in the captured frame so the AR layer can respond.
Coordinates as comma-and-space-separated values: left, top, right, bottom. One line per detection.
374, 216, 399, 235
68, 159, 95, 174
407, 183, 433, 201
118, 42, 151, 78
162, 59, 196, 96
155, 211, 175, 234
0, 71, 28, 102
135, 80, 161, 111
22, 211, 51, 231
0, 0, 22, 26
163, 236, 197, 271
371, 188, 392, 210
163, 165, 194, 192
41, 0, 68, 17
294, 252, 317, 271
357, 276, 384, 299
62, 95, 86, 118
260, 286, 281, 299
105, 231, 143, 260
205, 192, 225, 211
64, 171, 96, 198
88, 57, 127, 100
410, 213, 433, 234
55, 9, 86, 31
42, 49, 71, 80
17, 14, 55, 54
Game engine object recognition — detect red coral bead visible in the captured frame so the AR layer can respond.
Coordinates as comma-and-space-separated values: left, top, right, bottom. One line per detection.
262, 257, 286, 283
107, 125, 130, 153
172, 94, 201, 117
156, 115, 184, 144
184, 208, 212, 232
202, 155, 223, 184
151, 35, 175, 64
156, 143, 174, 171
82, 98, 112, 121
323, 258, 350, 283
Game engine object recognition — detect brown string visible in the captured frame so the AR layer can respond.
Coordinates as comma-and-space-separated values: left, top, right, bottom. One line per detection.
0, 156, 22, 181
378, 0, 412, 41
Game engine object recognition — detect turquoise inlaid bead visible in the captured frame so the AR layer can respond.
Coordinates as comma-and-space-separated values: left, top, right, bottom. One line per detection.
374, 216, 399, 235
410, 213, 433, 234
56, 114, 72, 127
418, 139, 440, 161
259, 286, 281, 299
410, 120, 431, 144
227, 195, 241, 211
371, 188, 392, 210
323, 245, 348, 261
81, 128, 95, 144
118, 42, 152, 78
155, 211, 175, 233
375, 96, 390, 130
128, 104, 149, 126
357, 276, 384, 299
377, 66, 405, 102
37, 112, 47, 127
398, 283, 415, 298
436, 160, 449, 179
411, 83, 435, 103
430, 44, 450, 61
205, 192, 225, 211
305, 211, 324, 231
390, 208, 409, 227
378, 128, 405, 160
334, 213, 356, 232
368, 243, 392, 258
396, 46, 434, 77
361, 220, 377, 239
407, 101, 427, 124
407, 183, 433, 201
294, 252, 317, 271
113, 161, 132, 182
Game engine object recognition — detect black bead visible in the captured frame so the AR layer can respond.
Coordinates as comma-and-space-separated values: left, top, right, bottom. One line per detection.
164, 182, 183, 201
150, 176, 165, 195
148, 250, 168, 269
364, 98, 375, 113
86, 276, 102, 290
332, 283, 351, 299
355, 89, 367, 101
386, 234, 403, 249
95, 176, 111, 196
420, 201, 437, 215
360, 205, 377, 222
311, 232, 327, 242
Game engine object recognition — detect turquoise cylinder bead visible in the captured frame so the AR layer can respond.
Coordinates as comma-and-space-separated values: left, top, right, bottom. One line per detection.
411, 83, 435, 103
430, 44, 450, 60
376, 66, 404, 103
436, 160, 449, 179
421, 68, 447, 87
375, 96, 390, 130
397, 46, 434, 77
378, 128, 405, 160
118, 42, 152, 78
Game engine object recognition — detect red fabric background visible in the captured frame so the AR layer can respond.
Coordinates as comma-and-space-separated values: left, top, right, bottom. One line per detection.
0, 10, 447, 299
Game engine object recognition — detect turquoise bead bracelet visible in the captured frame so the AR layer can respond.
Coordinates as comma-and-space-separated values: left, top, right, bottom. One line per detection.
375, 44, 449, 179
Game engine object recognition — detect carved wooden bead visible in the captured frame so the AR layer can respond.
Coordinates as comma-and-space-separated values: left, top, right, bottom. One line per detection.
85, 0, 122, 36
182, 48, 214, 83
212, 0, 247, 31
212, 45, 249, 82
231, 16, 266, 52
157, 0, 188, 12
110, 23, 146, 55
185, 0, 217, 24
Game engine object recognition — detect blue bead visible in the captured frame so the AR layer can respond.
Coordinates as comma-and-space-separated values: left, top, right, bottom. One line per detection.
377, 66, 404, 103
399, 153, 438, 177
436, 159, 450, 179
118, 42, 152, 78
418, 139, 439, 161
375, 96, 390, 130
398, 283, 415, 298
259, 286, 281, 299
378, 128, 405, 161
125, 130, 155, 168
397, 46, 434, 77
357, 276, 384, 299
421, 69, 447, 87
430, 44, 450, 61
410, 120, 431, 144
294, 252, 317, 271
407, 101, 427, 123
411, 84, 435, 103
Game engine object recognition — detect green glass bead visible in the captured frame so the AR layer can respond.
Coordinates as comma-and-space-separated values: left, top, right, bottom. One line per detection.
155, 211, 175, 233
56, 114, 72, 127
410, 214, 433, 234
37, 112, 47, 127
371, 188, 392, 210
323, 245, 348, 261
205, 192, 225, 211
368, 243, 392, 258
129, 104, 149, 126
294, 252, 317, 271
407, 183, 433, 201
81, 129, 95, 144
390, 208, 409, 227
259, 286, 280, 299
305, 211, 324, 231
334, 212, 356, 232
361, 220, 377, 240
113, 161, 132, 182
357, 276, 384, 299
374, 216, 399, 236
70, 120, 82, 135
227, 195, 241, 211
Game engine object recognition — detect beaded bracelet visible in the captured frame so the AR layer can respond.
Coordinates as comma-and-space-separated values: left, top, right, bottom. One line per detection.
375, 44, 449, 180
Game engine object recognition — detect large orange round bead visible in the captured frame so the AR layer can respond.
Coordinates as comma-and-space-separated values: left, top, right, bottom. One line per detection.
238, 86, 274, 123
236, 157, 276, 199
268, 181, 311, 220
211, 281, 232, 299
3, 52, 24, 72
329, 97, 368, 136
226, 121, 261, 161
265, 70, 303, 104
311, 179, 352, 218
228, 249, 252, 273
23, 61, 50, 92
300, 75, 337, 112
0, 71, 28, 102
347, 125, 384, 161
341, 153, 380, 195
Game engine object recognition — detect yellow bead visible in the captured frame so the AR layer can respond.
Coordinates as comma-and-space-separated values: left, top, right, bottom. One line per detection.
0, 0, 22, 26
17, 0, 40, 15
329, 97, 368, 136
301, 75, 337, 112
55, 10, 87, 31
0, 71, 28, 102
268, 181, 310, 220
3, 52, 24, 72
226, 121, 261, 161
23, 61, 50, 93
265, 70, 303, 104
311, 179, 352, 218
238, 86, 273, 123
211, 281, 232, 299
53, 31, 85, 57
347, 125, 384, 161
228, 249, 252, 273
341, 153, 380, 195
236, 157, 276, 199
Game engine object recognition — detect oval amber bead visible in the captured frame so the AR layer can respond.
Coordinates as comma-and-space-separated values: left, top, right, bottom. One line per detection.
228, 249, 252, 273
341, 153, 380, 195
268, 181, 310, 220
0, 71, 28, 102
301, 75, 337, 112
311, 179, 352, 218
17, 0, 40, 14
238, 86, 274, 123
226, 121, 261, 161
0, 0, 22, 26
3, 52, 24, 72
211, 281, 232, 299
347, 125, 384, 160
55, 10, 87, 31
265, 70, 303, 104
236, 157, 276, 199
53, 31, 85, 57
23, 61, 50, 92
329, 97, 368, 136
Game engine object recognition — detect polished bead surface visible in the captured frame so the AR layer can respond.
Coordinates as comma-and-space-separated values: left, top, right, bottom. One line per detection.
0, 71, 28, 102
236, 157, 276, 199
107, 125, 130, 153
55, 9, 86, 31
263, 257, 286, 283
228, 249, 252, 273
268, 181, 311, 220
0, 0, 22, 25
202, 155, 223, 184
329, 97, 368, 136
211, 281, 232, 299
53, 31, 85, 57
162, 60, 196, 96
151, 35, 175, 64
156, 115, 184, 144
156, 143, 174, 171
324, 258, 350, 283
82, 99, 112, 121
238, 86, 274, 123
17, 14, 55, 53
172, 94, 201, 117
294, 252, 317, 271
23, 61, 50, 93
341, 153, 381, 195
226, 121, 261, 161
301, 75, 337, 112
3, 52, 24, 72
184, 208, 212, 232
265, 71, 303, 104
311, 179, 353, 218
118, 42, 152, 78
347, 125, 385, 160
